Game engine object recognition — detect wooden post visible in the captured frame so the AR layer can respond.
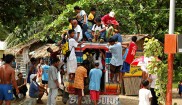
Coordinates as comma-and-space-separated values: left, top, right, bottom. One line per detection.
166, 54, 173, 105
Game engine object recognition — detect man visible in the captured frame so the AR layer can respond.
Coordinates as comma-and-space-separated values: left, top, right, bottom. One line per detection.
72, 20, 83, 42
29, 74, 46, 104
47, 47, 61, 64
89, 61, 102, 105
101, 11, 116, 26
74, 60, 89, 105
108, 37, 123, 83
121, 36, 137, 78
0, 54, 19, 105
47, 57, 60, 105
13, 72, 27, 99
27, 57, 37, 84
41, 61, 50, 95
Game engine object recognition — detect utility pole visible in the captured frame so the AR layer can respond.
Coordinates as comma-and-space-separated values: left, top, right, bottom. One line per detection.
166, 0, 175, 105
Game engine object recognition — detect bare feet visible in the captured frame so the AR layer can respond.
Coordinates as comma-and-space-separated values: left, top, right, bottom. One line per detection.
37, 99, 44, 104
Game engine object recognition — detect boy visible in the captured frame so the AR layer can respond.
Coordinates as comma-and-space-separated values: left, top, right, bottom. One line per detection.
85, 17, 106, 43
68, 18, 73, 29
67, 29, 83, 81
139, 80, 152, 105
74, 60, 89, 105
41, 61, 50, 95
88, 7, 96, 25
89, 61, 102, 105
121, 36, 137, 79
108, 37, 123, 83
47, 57, 60, 105
29, 74, 46, 104
74, 6, 88, 40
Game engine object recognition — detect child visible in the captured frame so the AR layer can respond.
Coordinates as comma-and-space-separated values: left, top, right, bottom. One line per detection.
88, 7, 97, 26
89, 61, 102, 105
139, 80, 152, 105
120, 36, 137, 79
85, 17, 106, 43
67, 29, 83, 81
68, 18, 74, 29
177, 81, 182, 97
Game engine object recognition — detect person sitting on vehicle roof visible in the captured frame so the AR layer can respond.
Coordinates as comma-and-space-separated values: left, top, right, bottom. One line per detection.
101, 11, 116, 27
85, 17, 106, 43
106, 20, 122, 42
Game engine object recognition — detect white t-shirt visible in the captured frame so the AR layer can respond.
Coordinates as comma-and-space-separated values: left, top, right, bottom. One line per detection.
68, 38, 78, 60
77, 10, 88, 23
67, 38, 78, 73
139, 88, 152, 105
92, 24, 105, 32
150, 74, 157, 88
74, 25, 83, 42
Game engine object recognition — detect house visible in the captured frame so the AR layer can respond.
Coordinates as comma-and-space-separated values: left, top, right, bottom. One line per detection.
0, 41, 6, 59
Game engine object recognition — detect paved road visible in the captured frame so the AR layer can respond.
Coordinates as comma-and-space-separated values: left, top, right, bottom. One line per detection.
8, 89, 181, 105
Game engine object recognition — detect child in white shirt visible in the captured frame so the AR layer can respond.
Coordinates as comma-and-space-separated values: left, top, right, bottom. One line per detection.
139, 80, 152, 105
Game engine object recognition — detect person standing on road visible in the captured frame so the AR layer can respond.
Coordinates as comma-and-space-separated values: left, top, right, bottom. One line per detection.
27, 57, 37, 84
41, 61, 50, 95
73, 60, 89, 105
89, 61, 102, 105
0, 54, 19, 105
139, 80, 152, 105
47, 57, 60, 105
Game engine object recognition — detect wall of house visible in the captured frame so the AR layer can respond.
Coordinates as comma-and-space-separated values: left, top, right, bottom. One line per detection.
15, 54, 27, 78
0, 50, 4, 58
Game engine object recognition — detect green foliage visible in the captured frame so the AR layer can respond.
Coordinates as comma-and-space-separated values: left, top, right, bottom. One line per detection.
144, 38, 167, 105
0, 22, 8, 41
1, 0, 182, 46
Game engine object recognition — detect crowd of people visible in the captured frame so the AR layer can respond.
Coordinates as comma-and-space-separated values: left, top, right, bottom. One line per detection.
0, 5, 164, 105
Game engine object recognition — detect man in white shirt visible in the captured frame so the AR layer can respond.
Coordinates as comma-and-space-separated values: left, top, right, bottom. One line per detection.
73, 20, 83, 42
108, 37, 123, 83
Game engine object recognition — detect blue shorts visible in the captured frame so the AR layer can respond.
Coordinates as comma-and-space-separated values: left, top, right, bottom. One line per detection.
120, 62, 130, 73
0, 84, 13, 100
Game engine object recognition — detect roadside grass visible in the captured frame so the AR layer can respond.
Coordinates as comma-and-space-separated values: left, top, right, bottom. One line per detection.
172, 81, 178, 88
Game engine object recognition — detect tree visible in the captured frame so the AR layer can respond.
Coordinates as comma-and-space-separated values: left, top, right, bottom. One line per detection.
2, 0, 182, 47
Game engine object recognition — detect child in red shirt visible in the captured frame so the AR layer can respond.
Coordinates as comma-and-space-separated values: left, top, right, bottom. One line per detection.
120, 36, 137, 78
